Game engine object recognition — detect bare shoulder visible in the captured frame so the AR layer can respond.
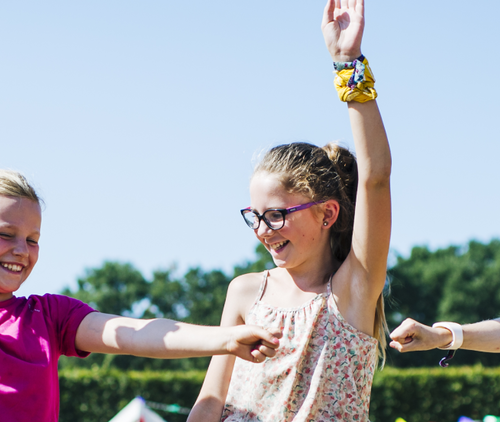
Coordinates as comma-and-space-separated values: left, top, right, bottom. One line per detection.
222, 271, 265, 325
228, 271, 264, 297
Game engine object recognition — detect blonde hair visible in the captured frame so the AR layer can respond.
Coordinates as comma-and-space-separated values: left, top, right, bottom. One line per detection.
0, 169, 42, 205
254, 142, 388, 365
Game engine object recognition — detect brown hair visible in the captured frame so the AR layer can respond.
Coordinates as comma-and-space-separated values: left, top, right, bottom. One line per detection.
254, 142, 387, 365
0, 169, 42, 205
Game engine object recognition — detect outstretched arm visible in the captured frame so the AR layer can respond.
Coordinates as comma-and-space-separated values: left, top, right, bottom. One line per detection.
75, 312, 280, 362
322, 0, 391, 304
390, 318, 500, 354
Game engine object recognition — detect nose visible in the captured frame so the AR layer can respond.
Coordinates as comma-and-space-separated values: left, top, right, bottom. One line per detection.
13, 239, 29, 258
256, 219, 273, 238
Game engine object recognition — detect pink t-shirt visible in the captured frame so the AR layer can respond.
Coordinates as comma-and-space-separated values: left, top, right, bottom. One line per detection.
0, 294, 95, 421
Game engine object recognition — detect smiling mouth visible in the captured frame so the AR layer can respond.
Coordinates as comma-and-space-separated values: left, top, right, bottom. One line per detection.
269, 240, 289, 251
0, 263, 23, 272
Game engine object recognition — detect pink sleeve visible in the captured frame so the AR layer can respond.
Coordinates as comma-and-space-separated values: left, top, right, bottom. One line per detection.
42, 294, 97, 358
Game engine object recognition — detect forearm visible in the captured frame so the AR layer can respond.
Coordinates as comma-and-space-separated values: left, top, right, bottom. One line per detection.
348, 100, 391, 185
124, 319, 234, 358
461, 319, 500, 353
430, 320, 500, 353
187, 398, 225, 422
187, 355, 234, 422
78, 313, 235, 358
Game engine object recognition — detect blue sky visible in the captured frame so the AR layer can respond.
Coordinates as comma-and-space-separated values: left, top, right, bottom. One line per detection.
2, 0, 499, 297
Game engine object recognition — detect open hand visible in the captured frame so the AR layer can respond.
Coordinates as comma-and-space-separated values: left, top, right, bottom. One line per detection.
226, 325, 282, 363
321, 0, 364, 62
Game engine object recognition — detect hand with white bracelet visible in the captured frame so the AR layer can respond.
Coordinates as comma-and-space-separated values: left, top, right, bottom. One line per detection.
389, 318, 454, 353
390, 318, 500, 354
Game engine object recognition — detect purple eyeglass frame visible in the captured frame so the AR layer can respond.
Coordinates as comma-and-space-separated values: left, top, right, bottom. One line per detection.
240, 201, 325, 231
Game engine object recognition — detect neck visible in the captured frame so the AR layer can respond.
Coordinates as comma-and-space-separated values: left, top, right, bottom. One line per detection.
280, 254, 340, 291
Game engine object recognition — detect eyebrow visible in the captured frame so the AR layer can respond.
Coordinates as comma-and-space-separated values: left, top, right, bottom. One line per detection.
0, 223, 40, 236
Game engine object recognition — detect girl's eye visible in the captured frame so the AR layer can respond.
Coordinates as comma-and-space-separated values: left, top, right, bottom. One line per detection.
27, 238, 39, 245
0, 233, 13, 239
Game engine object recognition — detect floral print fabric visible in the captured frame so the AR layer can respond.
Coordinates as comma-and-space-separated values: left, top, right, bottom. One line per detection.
221, 272, 378, 422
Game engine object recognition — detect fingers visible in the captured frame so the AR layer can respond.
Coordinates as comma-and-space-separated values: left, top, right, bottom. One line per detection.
240, 326, 281, 363
389, 319, 420, 353
250, 349, 267, 363
354, 0, 364, 19
321, 0, 336, 29
389, 338, 415, 353
253, 326, 281, 349
389, 318, 440, 353
251, 344, 276, 362
390, 318, 418, 343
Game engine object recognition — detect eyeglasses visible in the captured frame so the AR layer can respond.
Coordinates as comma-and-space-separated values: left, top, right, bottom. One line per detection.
240, 201, 324, 231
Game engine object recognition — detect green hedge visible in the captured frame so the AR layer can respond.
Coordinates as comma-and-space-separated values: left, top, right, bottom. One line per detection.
59, 366, 500, 422
371, 365, 500, 422
59, 368, 205, 422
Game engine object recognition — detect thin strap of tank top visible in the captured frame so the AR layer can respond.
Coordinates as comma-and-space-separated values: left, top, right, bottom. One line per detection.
255, 270, 269, 302
326, 273, 332, 296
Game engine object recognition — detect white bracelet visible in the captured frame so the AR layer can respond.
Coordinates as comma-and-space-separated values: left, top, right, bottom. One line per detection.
432, 322, 463, 350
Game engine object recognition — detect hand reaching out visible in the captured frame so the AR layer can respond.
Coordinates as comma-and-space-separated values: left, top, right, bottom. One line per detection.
321, 0, 364, 62
389, 318, 453, 353
226, 325, 282, 363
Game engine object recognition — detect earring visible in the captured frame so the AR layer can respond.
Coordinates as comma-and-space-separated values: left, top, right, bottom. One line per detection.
323, 222, 328, 226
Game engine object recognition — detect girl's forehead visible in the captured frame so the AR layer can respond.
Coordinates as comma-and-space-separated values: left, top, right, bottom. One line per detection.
250, 172, 309, 208
0, 196, 42, 230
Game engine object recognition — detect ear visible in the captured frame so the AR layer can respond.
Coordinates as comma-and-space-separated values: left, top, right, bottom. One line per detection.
321, 199, 340, 229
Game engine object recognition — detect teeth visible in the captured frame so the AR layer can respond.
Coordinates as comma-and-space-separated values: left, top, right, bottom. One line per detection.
270, 241, 288, 250
1, 263, 22, 272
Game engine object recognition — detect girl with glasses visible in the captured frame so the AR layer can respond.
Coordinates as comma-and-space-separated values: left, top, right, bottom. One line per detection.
188, 0, 391, 421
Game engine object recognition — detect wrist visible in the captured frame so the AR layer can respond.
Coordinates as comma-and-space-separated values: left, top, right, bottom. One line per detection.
330, 50, 362, 63
432, 322, 463, 350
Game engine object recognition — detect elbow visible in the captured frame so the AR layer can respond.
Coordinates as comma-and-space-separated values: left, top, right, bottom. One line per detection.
362, 159, 392, 188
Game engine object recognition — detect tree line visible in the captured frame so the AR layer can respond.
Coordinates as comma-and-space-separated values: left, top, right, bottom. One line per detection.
59, 238, 500, 370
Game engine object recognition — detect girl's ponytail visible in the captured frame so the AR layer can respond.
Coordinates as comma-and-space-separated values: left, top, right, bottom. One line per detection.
322, 143, 357, 262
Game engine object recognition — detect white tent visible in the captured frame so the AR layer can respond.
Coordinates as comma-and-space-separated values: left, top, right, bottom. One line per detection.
108, 397, 167, 422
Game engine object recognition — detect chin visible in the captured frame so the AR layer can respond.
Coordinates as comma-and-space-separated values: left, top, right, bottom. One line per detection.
272, 258, 289, 269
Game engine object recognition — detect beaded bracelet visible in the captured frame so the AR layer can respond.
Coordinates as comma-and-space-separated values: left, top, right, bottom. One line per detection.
333, 54, 377, 103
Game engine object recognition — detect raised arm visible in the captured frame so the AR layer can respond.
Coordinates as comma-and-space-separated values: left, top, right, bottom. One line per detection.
322, 0, 391, 296
390, 318, 500, 354
75, 312, 280, 362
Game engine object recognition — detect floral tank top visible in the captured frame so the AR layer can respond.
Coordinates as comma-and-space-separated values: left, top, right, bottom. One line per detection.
221, 271, 378, 422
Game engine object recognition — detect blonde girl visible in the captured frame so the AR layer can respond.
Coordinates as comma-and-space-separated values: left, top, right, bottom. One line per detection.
187, 0, 391, 420
0, 169, 280, 421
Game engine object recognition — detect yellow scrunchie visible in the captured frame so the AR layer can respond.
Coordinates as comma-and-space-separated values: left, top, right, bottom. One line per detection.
334, 57, 377, 103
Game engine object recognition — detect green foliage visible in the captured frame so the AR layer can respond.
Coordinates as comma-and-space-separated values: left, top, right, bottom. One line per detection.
182, 268, 230, 326
61, 262, 149, 316
59, 368, 204, 422
60, 261, 231, 371
370, 366, 500, 422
